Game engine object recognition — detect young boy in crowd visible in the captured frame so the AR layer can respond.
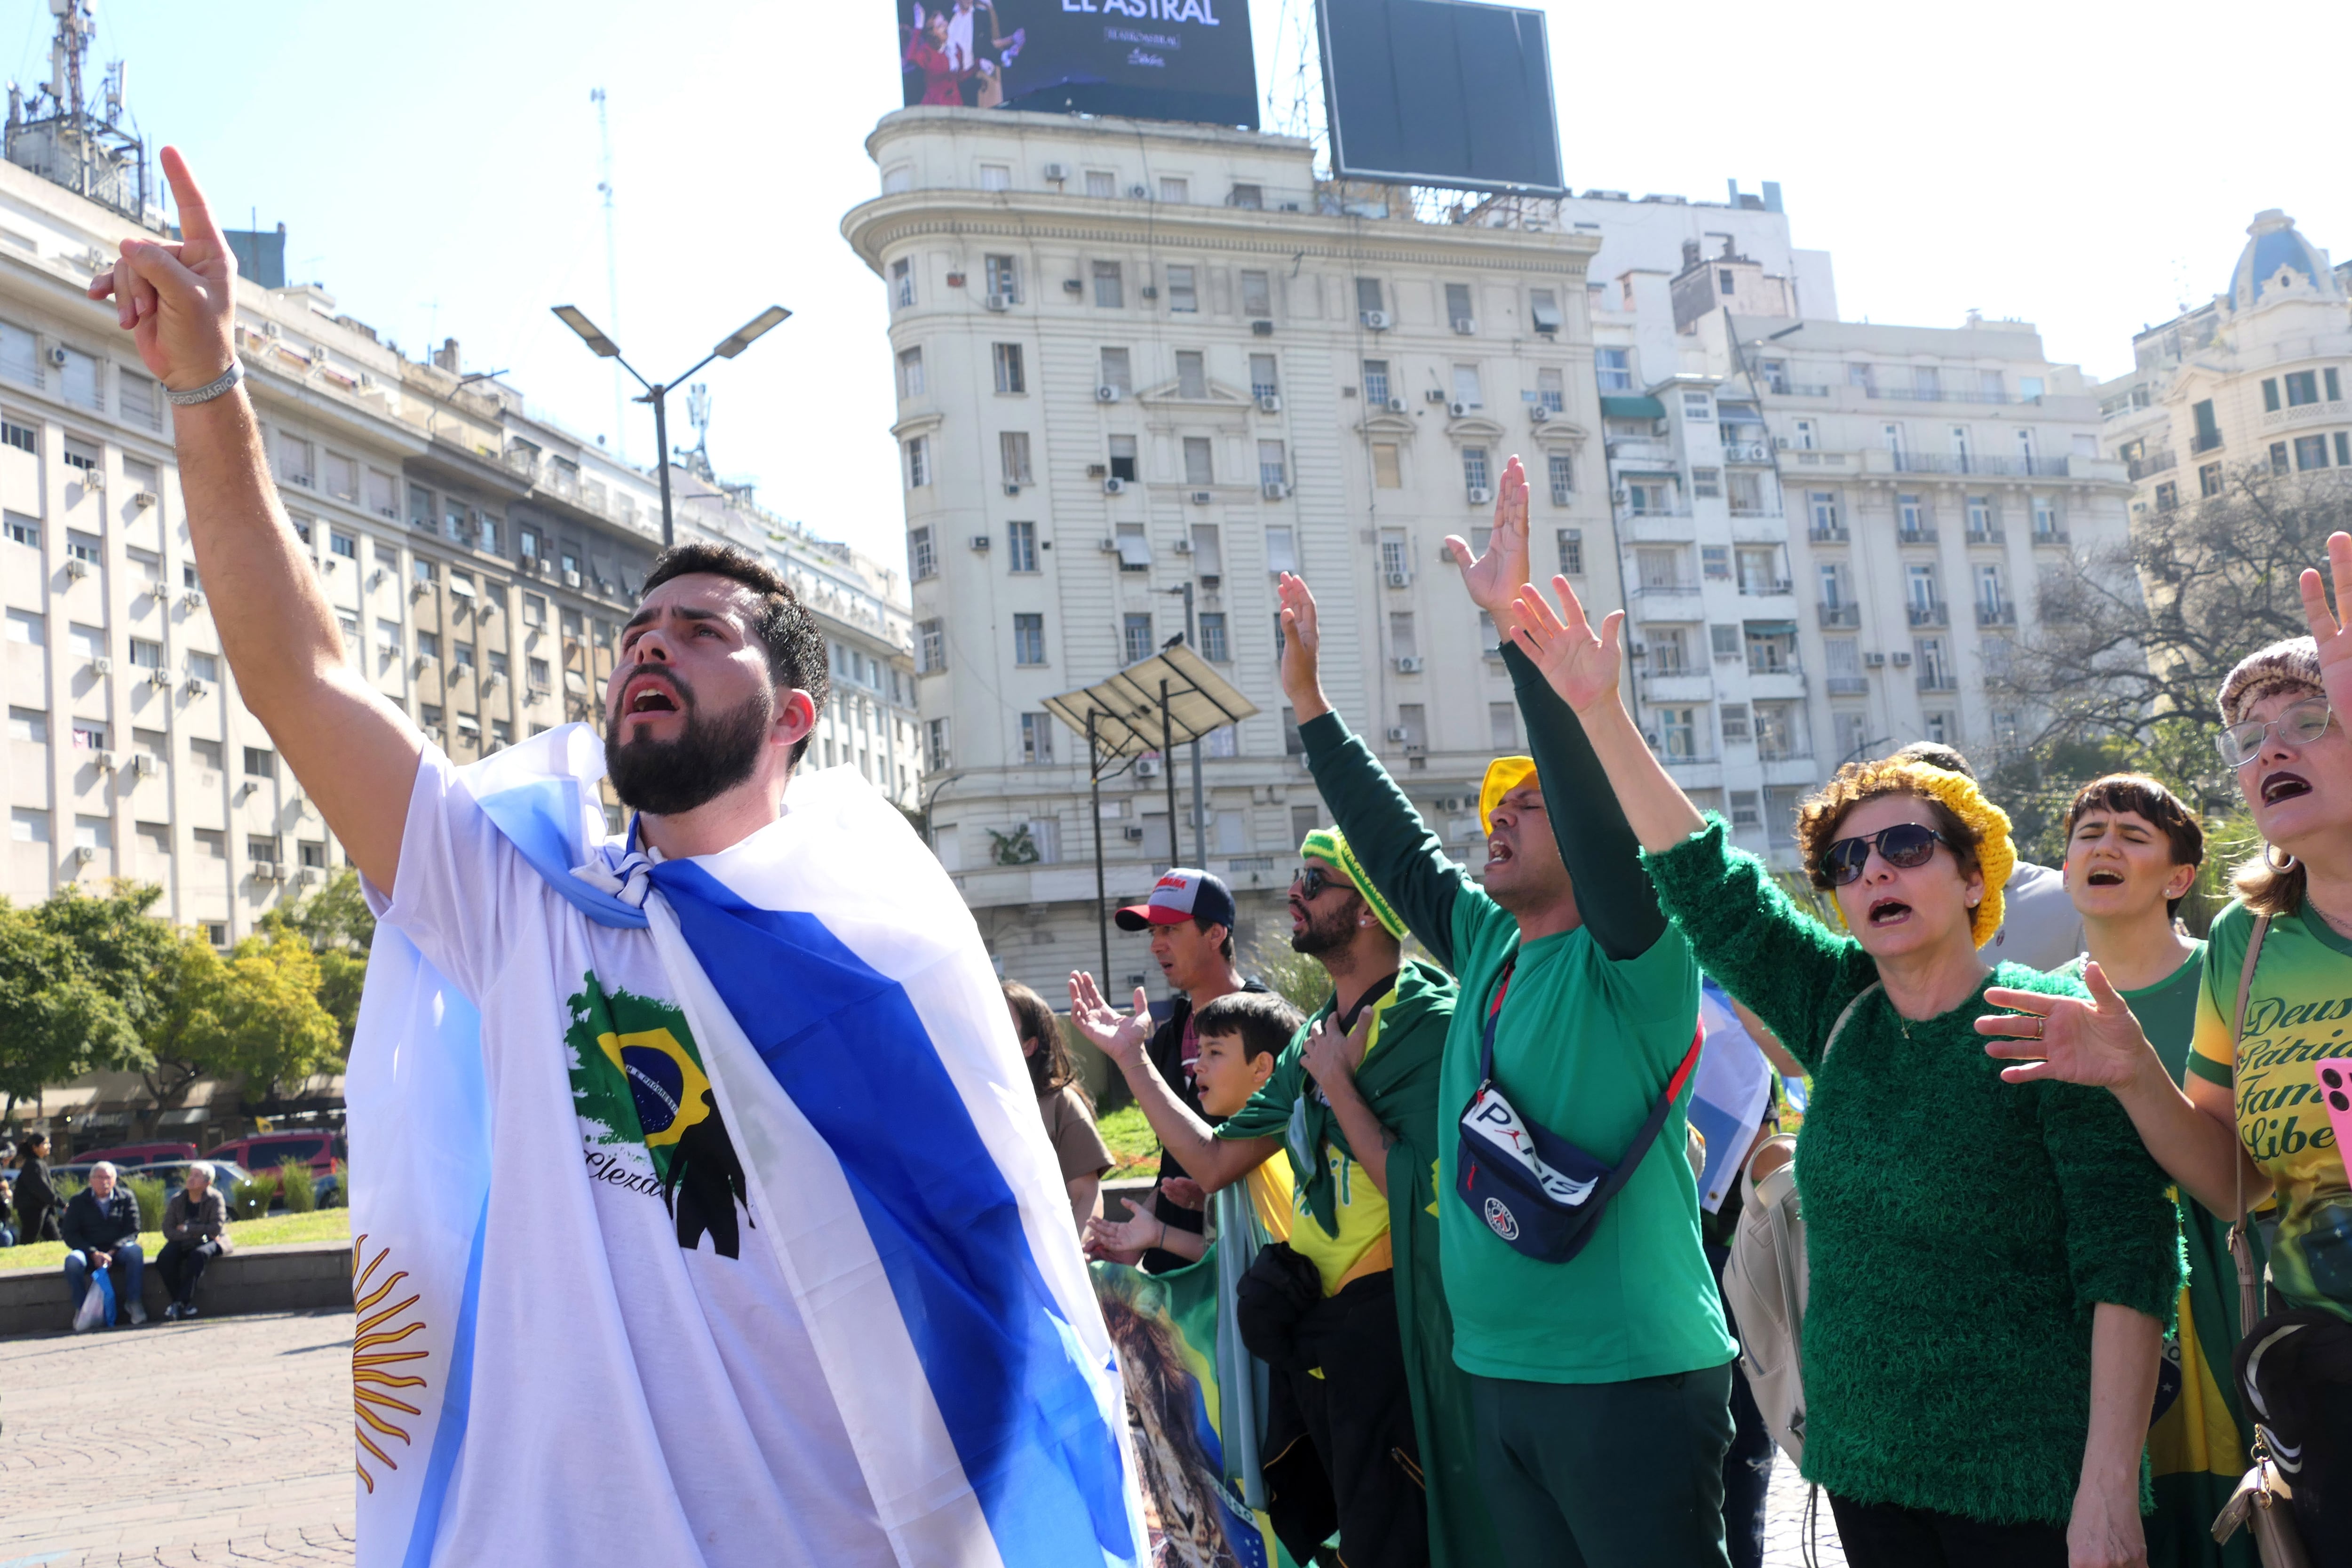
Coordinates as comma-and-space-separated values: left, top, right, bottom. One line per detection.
1088, 991, 1300, 1262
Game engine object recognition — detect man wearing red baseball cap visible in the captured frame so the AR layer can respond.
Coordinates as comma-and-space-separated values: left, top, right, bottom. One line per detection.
1075, 867, 1267, 1271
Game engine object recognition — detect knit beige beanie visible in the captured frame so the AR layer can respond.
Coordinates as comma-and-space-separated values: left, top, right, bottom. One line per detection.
2217, 637, 2323, 725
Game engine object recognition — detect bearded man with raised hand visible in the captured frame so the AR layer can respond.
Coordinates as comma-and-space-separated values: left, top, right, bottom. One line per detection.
91, 147, 1141, 1568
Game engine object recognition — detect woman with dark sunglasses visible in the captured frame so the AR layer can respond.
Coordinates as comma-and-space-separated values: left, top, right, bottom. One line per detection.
1502, 571, 2181, 1568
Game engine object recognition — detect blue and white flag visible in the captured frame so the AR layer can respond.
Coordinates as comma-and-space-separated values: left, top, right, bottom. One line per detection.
1689, 979, 1778, 1214
349, 725, 1143, 1567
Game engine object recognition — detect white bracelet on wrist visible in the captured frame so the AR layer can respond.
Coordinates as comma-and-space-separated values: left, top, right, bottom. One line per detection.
167, 361, 244, 406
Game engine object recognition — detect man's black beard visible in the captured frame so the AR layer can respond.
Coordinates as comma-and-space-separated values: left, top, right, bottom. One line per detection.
1289, 897, 1360, 956
604, 677, 772, 817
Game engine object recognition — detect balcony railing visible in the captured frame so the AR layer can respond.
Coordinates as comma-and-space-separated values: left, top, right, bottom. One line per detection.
2192, 432, 2225, 454
1965, 527, 2006, 546
1898, 526, 1939, 546
2127, 451, 2177, 480
1659, 749, 1718, 766
1976, 602, 2017, 627
1891, 453, 2073, 477
1907, 603, 1949, 628
1757, 744, 1813, 762
1739, 580, 1796, 597
1870, 386, 2026, 406
2031, 528, 2072, 547
1764, 382, 1832, 398
1916, 673, 1959, 692
1818, 602, 1860, 627
1826, 676, 1869, 695
1748, 659, 1803, 678
1808, 524, 1850, 543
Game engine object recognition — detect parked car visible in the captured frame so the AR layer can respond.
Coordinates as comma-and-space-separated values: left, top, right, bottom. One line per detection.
70, 1140, 199, 1168
206, 1131, 343, 1177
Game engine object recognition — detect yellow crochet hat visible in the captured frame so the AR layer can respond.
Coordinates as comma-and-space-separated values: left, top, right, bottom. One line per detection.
1478, 756, 1538, 836
1823, 760, 2016, 944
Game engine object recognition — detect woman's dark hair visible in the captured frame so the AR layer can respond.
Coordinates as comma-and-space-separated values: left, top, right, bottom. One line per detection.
636, 541, 830, 765
1194, 991, 1305, 1062
16, 1131, 46, 1163
2065, 773, 2206, 919
1002, 979, 1087, 1105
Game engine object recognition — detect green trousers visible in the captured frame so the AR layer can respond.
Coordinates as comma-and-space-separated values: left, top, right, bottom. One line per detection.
1470, 1361, 1735, 1568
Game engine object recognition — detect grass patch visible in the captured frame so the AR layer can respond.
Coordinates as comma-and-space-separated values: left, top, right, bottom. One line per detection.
0, 1208, 350, 1275
1096, 1103, 1160, 1181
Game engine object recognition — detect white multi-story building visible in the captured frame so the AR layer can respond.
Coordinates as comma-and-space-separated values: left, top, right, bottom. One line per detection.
844, 106, 1620, 993
2100, 210, 2352, 518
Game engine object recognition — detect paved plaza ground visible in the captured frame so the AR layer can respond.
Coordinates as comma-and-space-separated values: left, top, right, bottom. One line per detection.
1, 1306, 1844, 1567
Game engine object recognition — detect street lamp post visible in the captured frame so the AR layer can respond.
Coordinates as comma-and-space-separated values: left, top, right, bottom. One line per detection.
549, 303, 793, 550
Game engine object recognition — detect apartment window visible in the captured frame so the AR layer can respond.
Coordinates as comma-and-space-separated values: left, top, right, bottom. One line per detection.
2297, 435, 2331, 470
330, 530, 357, 560
1462, 448, 1491, 493
1265, 525, 1297, 575
1375, 529, 1411, 584
7, 705, 43, 741
2339, 433, 2352, 468
1547, 453, 1573, 504
70, 720, 106, 752
1355, 277, 1383, 315
1819, 562, 1848, 608
1451, 364, 1483, 408
1444, 283, 1475, 329
1530, 288, 1562, 333
1907, 563, 1940, 613
1966, 495, 1993, 533
2200, 462, 2224, 498
189, 651, 218, 683
1157, 175, 1189, 203
2193, 399, 2221, 452
1166, 266, 1198, 313
1123, 613, 1154, 664
1109, 434, 1138, 482
3, 511, 34, 548
1730, 790, 1762, 831
2286, 370, 2320, 407
1249, 354, 1279, 400
492, 719, 512, 749
1793, 419, 1818, 450
1019, 712, 1055, 765
1115, 521, 1151, 569
1258, 440, 1287, 488
1534, 367, 1565, 414
1722, 702, 1752, 741
1361, 359, 1391, 406
487, 649, 509, 682
1000, 431, 1033, 486
416, 630, 440, 663
240, 746, 275, 780
522, 592, 546, 628
1639, 548, 1684, 589
984, 254, 1019, 302
1465, 702, 1509, 755
1702, 546, 1732, 581
1556, 527, 1584, 576
1372, 442, 1402, 488
1191, 524, 1224, 576
453, 641, 476, 673
1176, 350, 1208, 399
1084, 169, 1115, 197
896, 346, 925, 399
1897, 493, 1924, 533
1390, 611, 1420, 661
926, 718, 951, 771
1199, 612, 1229, 662
1653, 706, 1699, 759
1240, 270, 1271, 318
977, 163, 1009, 191
1651, 626, 1688, 674
1099, 347, 1133, 396
527, 655, 552, 691
274, 432, 313, 487
918, 618, 946, 673
2330, 369, 2344, 402
418, 705, 443, 737
1183, 438, 1214, 485
1395, 704, 1427, 749
1597, 348, 1633, 391
67, 529, 100, 565
1091, 260, 1124, 308
905, 435, 930, 488
1976, 562, 2006, 614
1012, 613, 1046, 666
1007, 519, 1037, 573
910, 525, 937, 581
993, 342, 1025, 394
891, 257, 914, 309
2272, 442, 2291, 475
0, 417, 32, 454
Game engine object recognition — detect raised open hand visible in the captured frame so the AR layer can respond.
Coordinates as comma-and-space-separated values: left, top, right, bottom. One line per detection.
1067, 971, 1154, 1072
87, 147, 237, 394
1445, 454, 1531, 632
1083, 1196, 1159, 1264
1976, 963, 2154, 1089
2297, 531, 2352, 724
1275, 572, 1327, 718
1509, 573, 1625, 717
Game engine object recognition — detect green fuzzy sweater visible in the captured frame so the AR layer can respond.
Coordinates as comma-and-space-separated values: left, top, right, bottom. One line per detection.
1646, 818, 2184, 1526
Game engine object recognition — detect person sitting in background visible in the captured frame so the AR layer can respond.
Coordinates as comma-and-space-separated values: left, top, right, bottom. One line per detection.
1002, 979, 1113, 1235
1890, 741, 2086, 969
0, 1173, 15, 1247
14, 1131, 59, 1244
156, 1161, 232, 1321
61, 1161, 147, 1329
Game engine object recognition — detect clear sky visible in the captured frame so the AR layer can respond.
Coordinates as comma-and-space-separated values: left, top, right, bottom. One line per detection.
36, 0, 2352, 566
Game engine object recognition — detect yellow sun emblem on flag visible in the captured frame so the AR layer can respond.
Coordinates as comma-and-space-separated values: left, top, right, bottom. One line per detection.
353, 1234, 432, 1494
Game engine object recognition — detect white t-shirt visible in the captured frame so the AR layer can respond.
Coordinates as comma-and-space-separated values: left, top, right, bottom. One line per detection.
371, 749, 891, 1568
1982, 859, 2086, 972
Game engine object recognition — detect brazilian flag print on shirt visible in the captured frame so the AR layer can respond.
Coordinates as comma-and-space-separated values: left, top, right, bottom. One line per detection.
565, 972, 754, 1260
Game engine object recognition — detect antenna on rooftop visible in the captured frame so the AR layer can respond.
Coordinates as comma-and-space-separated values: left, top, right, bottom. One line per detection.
592, 87, 626, 462
3, 0, 161, 229
683, 382, 715, 482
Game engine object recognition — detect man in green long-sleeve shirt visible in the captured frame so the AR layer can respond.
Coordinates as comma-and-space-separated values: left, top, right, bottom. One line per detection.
1273, 458, 1735, 1568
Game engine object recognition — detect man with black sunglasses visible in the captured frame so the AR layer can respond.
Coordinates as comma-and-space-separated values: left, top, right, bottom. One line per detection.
1076, 830, 1498, 1568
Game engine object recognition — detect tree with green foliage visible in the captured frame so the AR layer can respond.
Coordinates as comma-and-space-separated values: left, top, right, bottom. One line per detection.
281, 870, 372, 1050
0, 901, 142, 1117
211, 923, 344, 1105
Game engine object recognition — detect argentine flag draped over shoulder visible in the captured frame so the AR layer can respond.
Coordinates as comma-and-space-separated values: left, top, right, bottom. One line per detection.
348, 724, 1144, 1568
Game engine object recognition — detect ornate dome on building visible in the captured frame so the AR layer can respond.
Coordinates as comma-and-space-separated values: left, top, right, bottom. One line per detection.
2229, 209, 2342, 310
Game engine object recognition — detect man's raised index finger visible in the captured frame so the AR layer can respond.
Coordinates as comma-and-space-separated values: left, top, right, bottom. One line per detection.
158, 145, 226, 248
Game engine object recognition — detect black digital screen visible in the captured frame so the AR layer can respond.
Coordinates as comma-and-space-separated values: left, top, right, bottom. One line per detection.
898, 0, 1258, 128
1317, 0, 1564, 194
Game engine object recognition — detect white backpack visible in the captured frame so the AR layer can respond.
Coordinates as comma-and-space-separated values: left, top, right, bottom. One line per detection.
1720, 981, 1877, 1465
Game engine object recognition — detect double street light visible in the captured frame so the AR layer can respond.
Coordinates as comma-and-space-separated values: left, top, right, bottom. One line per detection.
550, 303, 793, 550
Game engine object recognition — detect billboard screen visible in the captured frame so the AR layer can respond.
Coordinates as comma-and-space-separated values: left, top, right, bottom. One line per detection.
1317, 0, 1564, 194
898, 0, 1258, 128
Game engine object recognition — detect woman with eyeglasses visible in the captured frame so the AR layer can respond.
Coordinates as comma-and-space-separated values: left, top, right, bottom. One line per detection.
1980, 535, 2352, 1564
1502, 573, 2181, 1568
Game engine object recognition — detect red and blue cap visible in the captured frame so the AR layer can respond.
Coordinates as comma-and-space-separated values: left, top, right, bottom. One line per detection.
1114, 868, 1237, 932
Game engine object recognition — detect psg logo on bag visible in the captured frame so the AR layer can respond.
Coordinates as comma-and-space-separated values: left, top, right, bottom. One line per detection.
1482, 1195, 1519, 1242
